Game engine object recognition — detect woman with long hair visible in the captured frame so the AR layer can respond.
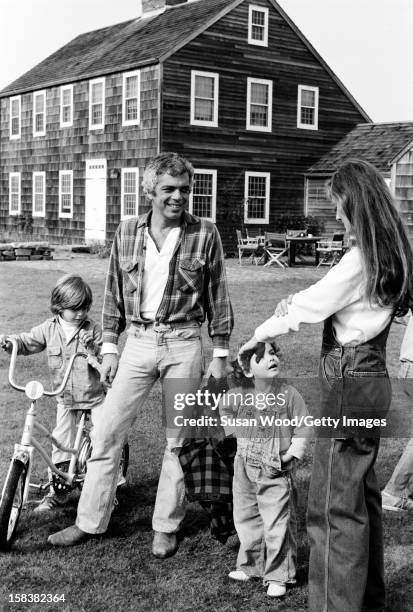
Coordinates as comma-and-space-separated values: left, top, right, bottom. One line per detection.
238, 159, 413, 612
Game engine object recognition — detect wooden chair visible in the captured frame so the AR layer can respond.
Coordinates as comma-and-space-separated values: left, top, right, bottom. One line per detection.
236, 230, 260, 265
316, 233, 344, 268
263, 232, 288, 268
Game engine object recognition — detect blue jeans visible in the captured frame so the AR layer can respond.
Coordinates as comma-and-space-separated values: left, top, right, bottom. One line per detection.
307, 317, 390, 612
76, 322, 203, 534
233, 454, 297, 585
308, 437, 384, 612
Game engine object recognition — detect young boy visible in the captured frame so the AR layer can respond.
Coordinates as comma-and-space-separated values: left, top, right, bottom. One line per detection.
0, 273, 105, 511
220, 342, 309, 598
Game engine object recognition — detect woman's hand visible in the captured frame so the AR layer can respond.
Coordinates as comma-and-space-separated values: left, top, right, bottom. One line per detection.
274, 294, 294, 317
238, 336, 259, 361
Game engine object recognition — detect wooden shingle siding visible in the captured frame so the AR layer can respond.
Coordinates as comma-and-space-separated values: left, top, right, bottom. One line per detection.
161, 0, 366, 249
0, 66, 159, 243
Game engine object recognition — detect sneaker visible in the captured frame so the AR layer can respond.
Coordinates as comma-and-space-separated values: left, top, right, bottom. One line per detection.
33, 491, 69, 513
267, 582, 286, 597
228, 570, 250, 582
382, 490, 413, 513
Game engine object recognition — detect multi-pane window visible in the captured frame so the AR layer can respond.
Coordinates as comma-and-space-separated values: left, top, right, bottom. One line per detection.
60, 85, 73, 127
32, 172, 46, 217
189, 170, 217, 222
9, 173, 21, 215
190, 71, 219, 127
10, 96, 21, 139
297, 85, 319, 130
33, 91, 46, 136
247, 78, 272, 132
89, 78, 105, 130
121, 168, 139, 219
59, 170, 73, 218
122, 71, 140, 126
244, 172, 270, 224
248, 5, 269, 46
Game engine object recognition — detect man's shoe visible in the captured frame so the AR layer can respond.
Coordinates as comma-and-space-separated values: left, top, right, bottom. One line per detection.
228, 570, 250, 582
152, 531, 178, 558
382, 490, 413, 513
47, 525, 91, 547
267, 582, 287, 597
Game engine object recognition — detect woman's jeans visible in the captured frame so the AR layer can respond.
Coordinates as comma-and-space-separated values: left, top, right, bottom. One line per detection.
233, 454, 297, 585
307, 318, 391, 612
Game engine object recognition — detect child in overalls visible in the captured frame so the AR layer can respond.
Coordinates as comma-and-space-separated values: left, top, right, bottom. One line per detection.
220, 341, 309, 598
0, 273, 105, 511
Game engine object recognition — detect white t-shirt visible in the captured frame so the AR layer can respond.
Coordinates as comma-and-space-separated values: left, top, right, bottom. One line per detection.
140, 227, 180, 321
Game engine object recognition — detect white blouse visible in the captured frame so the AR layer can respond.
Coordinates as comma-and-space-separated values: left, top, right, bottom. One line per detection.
255, 246, 393, 346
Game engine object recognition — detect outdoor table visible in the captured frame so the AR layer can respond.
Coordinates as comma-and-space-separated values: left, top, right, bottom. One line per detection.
286, 235, 321, 266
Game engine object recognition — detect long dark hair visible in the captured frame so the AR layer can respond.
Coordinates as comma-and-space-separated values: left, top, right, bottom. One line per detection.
328, 159, 413, 315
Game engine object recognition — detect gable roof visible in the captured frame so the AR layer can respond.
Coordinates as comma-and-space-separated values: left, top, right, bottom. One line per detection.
0, 0, 240, 97
307, 122, 413, 175
0, 0, 369, 123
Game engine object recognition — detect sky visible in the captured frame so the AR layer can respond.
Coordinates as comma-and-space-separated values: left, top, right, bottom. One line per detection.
0, 0, 412, 123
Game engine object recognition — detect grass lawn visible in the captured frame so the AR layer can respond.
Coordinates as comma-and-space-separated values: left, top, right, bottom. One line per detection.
0, 257, 412, 612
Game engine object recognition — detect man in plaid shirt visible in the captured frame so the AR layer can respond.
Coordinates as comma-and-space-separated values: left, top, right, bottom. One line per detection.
49, 152, 234, 557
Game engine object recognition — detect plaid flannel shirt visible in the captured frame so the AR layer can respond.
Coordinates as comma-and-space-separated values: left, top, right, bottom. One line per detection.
102, 211, 233, 349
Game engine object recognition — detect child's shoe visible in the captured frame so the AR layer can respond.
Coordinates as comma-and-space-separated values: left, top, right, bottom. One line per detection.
228, 570, 250, 581
267, 582, 286, 597
382, 490, 413, 513
34, 490, 70, 513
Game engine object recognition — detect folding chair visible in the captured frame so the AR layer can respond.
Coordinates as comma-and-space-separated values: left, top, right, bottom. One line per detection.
316, 233, 344, 268
263, 232, 288, 268
236, 230, 260, 265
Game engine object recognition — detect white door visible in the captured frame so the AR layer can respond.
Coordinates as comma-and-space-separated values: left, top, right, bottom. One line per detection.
85, 159, 107, 241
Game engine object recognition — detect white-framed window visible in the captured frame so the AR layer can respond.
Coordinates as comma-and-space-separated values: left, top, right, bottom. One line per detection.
59, 170, 73, 218
60, 84, 73, 128
189, 169, 217, 222
297, 85, 319, 130
9, 173, 21, 215
33, 90, 46, 136
246, 78, 272, 132
190, 70, 219, 127
89, 78, 105, 130
32, 172, 46, 217
121, 168, 139, 219
244, 172, 270, 224
248, 5, 269, 46
10, 96, 21, 140
122, 71, 140, 126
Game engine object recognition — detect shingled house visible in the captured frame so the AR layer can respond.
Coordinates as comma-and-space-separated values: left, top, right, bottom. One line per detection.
0, 0, 370, 249
306, 121, 413, 237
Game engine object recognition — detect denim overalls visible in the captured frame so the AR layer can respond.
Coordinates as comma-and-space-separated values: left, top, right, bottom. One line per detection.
307, 316, 392, 612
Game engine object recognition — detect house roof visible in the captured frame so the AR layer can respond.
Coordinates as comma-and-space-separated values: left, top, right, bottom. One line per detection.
307, 122, 413, 175
0, 0, 369, 123
0, 0, 240, 97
